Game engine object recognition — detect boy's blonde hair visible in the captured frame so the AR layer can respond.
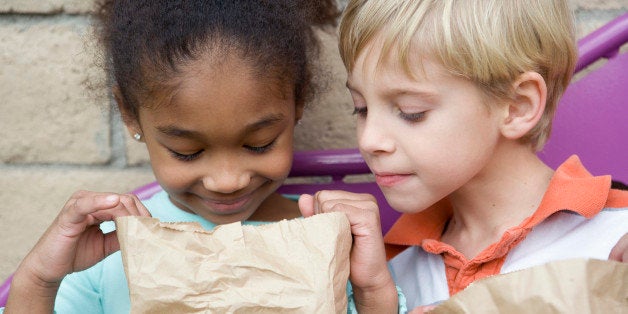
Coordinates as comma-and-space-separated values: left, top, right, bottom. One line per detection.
339, 0, 577, 150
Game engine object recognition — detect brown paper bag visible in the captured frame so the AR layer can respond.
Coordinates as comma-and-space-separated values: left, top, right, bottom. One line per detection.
115, 212, 352, 313
431, 259, 628, 313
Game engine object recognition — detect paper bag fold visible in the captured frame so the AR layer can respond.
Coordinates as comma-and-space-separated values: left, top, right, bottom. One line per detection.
115, 212, 352, 313
432, 258, 628, 314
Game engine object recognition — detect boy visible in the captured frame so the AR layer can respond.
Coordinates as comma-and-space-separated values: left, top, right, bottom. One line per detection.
333, 0, 628, 309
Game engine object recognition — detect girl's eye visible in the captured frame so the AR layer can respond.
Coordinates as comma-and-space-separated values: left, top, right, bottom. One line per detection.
399, 111, 426, 122
169, 149, 203, 162
352, 107, 367, 117
244, 139, 276, 154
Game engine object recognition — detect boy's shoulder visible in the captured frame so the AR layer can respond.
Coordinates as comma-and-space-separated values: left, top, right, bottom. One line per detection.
607, 187, 628, 208
537, 155, 626, 217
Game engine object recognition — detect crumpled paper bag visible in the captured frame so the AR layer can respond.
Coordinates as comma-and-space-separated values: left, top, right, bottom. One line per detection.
431, 258, 628, 313
115, 212, 352, 313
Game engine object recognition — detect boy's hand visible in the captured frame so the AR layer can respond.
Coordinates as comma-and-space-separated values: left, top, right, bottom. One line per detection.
299, 191, 398, 313
14, 190, 151, 289
408, 305, 437, 313
609, 233, 628, 262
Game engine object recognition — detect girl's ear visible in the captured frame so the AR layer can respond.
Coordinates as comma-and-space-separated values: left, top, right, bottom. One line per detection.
499, 72, 547, 140
112, 85, 143, 141
294, 101, 305, 125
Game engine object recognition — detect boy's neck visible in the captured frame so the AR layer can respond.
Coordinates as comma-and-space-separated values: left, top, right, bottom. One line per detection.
441, 144, 554, 259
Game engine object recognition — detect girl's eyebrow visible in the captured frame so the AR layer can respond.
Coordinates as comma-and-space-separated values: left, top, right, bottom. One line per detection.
244, 114, 285, 133
156, 126, 200, 138
156, 114, 285, 138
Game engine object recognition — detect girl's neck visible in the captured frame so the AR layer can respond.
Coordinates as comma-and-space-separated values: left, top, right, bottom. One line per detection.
441, 146, 554, 259
248, 192, 301, 222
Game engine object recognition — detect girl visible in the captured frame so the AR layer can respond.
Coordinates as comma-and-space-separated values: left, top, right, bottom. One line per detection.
3, 1, 393, 313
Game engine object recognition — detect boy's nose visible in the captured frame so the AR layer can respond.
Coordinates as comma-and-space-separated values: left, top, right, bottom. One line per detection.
358, 116, 395, 154
201, 163, 251, 194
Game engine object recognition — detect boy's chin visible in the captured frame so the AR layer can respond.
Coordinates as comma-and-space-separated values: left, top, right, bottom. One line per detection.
384, 192, 444, 214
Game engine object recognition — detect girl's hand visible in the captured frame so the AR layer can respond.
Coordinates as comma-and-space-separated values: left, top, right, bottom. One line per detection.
299, 191, 398, 313
7, 190, 151, 311
609, 233, 628, 262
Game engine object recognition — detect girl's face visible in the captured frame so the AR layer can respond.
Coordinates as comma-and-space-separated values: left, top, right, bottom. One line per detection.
131, 55, 300, 225
347, 45, 504, 214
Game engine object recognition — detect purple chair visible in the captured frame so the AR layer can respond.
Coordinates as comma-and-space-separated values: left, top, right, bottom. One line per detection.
538, 13, 628, 183
2, 12, 628, 308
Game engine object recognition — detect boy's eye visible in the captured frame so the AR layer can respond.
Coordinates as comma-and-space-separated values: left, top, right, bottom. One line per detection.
169, 149, 203, 162
352, 107, 367, 117
244, 139, 277, 154
399, 111, 426, 122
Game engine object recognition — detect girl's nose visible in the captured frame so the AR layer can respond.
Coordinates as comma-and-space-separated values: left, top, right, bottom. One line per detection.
201, 161, 251, 194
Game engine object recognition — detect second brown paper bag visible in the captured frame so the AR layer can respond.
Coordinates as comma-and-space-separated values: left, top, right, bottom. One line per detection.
115, 212, 352, 313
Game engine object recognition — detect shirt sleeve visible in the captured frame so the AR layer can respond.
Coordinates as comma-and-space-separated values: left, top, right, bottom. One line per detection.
0, 265, 106, 314
52, 263, 106, 314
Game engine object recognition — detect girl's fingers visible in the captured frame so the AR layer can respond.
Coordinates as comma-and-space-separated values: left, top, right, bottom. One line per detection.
60, 192, 150, 233
66, 192, 120, 217
102, 229, 121, 257
131, 194, 152, 217
118, 194, 145, 216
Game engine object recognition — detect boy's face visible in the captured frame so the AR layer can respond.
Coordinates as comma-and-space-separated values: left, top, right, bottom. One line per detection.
134, 54, 298, 224
346, 43, 505, 214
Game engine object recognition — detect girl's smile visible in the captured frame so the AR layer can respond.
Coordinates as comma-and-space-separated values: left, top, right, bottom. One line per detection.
198, 192, 255, 215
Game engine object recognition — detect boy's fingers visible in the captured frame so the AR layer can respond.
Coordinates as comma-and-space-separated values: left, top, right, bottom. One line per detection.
315, 190, 375, 203
608, 233, 628, 262
409, 305, 437, 314
298, 194, 315, 217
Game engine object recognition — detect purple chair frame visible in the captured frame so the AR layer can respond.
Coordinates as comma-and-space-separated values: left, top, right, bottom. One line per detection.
2, 12, 628, 308
538, 12, 628, 183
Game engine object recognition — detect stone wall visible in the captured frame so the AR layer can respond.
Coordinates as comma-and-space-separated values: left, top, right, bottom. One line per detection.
0, 0, 626, 282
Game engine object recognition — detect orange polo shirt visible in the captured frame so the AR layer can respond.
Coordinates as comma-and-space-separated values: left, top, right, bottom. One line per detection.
383, 155, 628, 295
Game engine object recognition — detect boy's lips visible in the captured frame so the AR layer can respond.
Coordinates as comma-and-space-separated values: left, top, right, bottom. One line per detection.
374, 173, 412, 187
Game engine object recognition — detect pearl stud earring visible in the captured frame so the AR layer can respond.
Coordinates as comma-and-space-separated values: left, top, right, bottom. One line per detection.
133, 133, 142, 141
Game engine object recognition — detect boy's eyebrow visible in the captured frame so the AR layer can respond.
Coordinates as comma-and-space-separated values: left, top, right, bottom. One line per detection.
346, 80, 438, 100
156, 114, 285, 138
382, 87, 438, 100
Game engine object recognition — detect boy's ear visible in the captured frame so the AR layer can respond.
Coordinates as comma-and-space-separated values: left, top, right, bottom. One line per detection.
499, 72, 547, 140
112, 85, 143, 141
